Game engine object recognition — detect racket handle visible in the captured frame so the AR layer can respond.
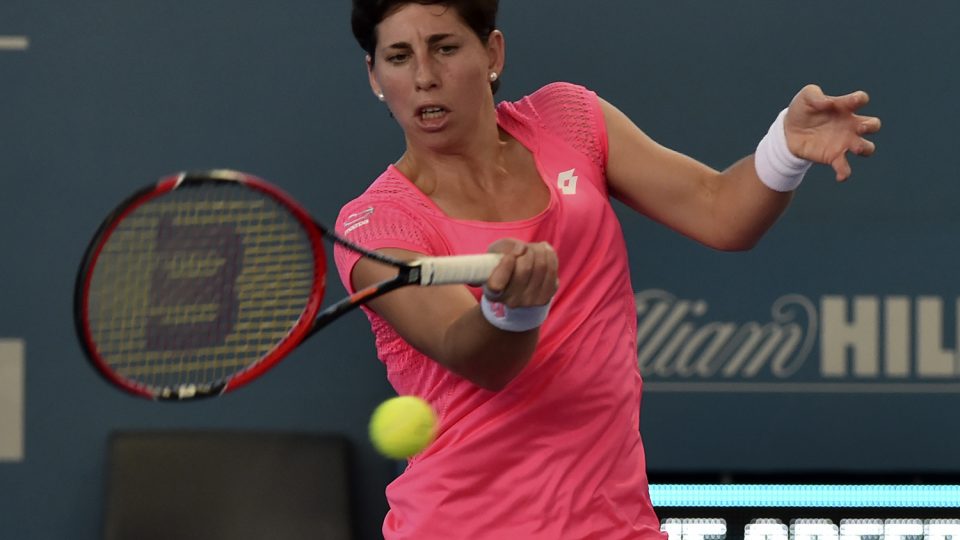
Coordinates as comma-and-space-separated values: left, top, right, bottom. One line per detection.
414, 254, 502, 285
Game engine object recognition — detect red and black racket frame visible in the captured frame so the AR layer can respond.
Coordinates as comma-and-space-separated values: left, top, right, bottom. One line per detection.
75, 170, 422, 400
73, 171, 331, 400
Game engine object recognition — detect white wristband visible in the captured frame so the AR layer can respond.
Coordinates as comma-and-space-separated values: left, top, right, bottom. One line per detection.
754, 108, 813, 192
480, 294, 550, 332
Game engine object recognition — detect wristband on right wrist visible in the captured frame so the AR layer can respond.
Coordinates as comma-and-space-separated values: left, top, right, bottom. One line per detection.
480, 294, 550, 333
754, 108, 813, 192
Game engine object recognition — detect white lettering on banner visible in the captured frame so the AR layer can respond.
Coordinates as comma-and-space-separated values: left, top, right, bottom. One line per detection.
926, 520, 960, 540
839, 519, 884, 539
0, 339, 25, 461
661, 518, 727, 540
659, 518, 960, 540
821, 296, 880, 377
881, 519, 924, 540
637, 290, 960, 392
636, 290, 817, 379
820, 296, 959, 378
744, 519, 788, 540
791, 519, 839, 540
0, 36, 29, 50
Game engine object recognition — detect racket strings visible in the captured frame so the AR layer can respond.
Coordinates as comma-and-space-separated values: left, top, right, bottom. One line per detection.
85, 183, 317, 392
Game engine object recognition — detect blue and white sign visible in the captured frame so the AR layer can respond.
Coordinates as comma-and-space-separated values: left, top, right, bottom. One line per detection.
639, 290, 960, 393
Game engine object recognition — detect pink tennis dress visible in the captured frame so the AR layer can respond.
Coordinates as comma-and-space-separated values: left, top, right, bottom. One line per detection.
335, 82, 666, 540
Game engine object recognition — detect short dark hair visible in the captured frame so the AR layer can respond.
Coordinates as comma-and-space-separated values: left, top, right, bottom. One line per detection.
351, 0, 501, 93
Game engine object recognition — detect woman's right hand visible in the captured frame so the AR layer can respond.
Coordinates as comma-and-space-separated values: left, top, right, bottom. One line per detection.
484, 238, 558, 308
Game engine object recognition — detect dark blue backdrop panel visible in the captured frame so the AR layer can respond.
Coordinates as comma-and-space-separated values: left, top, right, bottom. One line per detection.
1, 1, 956, 539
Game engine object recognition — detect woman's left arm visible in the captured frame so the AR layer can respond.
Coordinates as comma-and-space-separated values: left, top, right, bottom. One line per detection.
602, 85, 880, 251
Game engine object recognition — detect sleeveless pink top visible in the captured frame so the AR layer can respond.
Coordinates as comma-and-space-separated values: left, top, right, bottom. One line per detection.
335, 82, 665, 540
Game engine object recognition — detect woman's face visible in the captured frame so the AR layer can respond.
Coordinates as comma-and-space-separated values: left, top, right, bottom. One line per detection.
367, 3, 503, 149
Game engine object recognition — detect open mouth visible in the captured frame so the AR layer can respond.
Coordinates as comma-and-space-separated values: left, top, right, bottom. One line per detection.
419, 106, 447, 120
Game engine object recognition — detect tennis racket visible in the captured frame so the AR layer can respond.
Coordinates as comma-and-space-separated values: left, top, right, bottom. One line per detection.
74, 169, 501, 401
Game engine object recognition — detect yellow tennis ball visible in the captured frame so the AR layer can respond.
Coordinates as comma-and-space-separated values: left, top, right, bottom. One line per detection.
369, 396, 437, 459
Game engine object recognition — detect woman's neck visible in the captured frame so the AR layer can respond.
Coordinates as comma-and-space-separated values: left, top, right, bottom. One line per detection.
397, 117, 510, 197
395, 122, 548, 222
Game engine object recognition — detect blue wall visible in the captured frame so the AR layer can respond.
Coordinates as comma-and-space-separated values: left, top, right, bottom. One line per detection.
1, 1, 957, 538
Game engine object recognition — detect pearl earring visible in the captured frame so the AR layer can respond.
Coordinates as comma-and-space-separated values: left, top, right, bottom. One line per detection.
377, 93, 385, 102
489, 72, 498, 82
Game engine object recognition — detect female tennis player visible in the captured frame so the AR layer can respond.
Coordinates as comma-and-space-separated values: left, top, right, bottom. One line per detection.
337, 1, 880, 538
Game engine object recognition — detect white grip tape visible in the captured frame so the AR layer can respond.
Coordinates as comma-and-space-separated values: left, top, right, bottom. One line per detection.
414, 253, 502, 285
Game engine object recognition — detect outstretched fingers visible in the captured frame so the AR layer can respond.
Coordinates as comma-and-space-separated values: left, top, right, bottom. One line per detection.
852, 137, 877, 157
857, 115, 882, 136
788, 85, 880, 181
805, 87, 870, 115
839, 90, 870, 112
831, 153, 852, 182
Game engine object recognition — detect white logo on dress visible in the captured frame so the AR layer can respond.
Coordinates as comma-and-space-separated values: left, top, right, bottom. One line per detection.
557, 169, 578, 195
343, 207, 374, 226
343, 207, 374, 234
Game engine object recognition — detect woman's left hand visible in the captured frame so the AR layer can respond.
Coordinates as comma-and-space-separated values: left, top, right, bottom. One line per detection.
784, 84, 882, 181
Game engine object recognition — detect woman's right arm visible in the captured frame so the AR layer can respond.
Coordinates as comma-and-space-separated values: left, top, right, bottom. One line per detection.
350, 239, 558, 391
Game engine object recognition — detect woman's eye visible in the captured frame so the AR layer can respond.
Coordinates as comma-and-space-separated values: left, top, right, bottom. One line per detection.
438, 45, 458, 55
387, 54, 409, 64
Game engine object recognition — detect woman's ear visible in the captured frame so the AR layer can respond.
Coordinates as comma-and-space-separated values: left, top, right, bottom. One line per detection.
366, 55, 384, 101
486, 30, 505, 79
